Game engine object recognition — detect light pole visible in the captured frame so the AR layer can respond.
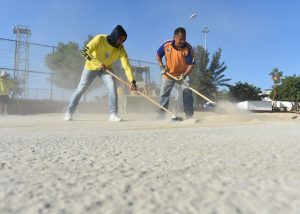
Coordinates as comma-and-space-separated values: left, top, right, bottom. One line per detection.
202, 26, 209, 51
182, 13, 197, 26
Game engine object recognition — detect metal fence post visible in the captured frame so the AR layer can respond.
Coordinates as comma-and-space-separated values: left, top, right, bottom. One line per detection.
50, 46, 55, 101
12, 40, 18, 100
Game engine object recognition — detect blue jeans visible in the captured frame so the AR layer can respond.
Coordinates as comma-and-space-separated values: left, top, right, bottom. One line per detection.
67, 69, 118, 114
160, 77, 194, 116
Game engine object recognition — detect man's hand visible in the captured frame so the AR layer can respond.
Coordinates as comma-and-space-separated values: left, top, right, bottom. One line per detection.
97, 64, 106, 71
160, 65, 167, 75
130, 80, 137, 91
177, 74, 186, 84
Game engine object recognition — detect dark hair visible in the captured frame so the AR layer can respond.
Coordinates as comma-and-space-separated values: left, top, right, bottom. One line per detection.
174, 27, 186, 35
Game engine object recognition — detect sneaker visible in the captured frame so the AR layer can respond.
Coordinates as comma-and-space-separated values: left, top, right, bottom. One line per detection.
109, 113, 123, 122
64, 112, 73, 121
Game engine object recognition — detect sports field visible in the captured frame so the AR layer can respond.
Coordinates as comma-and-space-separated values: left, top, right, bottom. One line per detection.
1, 112, 300, 213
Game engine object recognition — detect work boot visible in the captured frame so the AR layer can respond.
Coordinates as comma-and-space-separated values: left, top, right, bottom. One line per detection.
109, 113, 123, 122
64, 112, 73, 121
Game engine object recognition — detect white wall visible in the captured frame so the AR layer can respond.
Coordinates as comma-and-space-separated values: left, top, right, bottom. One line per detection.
237, 101, 272, 111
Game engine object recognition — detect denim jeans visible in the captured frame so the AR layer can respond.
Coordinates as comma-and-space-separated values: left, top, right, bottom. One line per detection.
67, 69, 117, 114
159, 76, 194, 116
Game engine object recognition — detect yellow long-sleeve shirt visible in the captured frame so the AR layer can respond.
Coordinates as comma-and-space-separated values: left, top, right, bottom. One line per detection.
82, 34, 134, 82
0, 78, 12, 96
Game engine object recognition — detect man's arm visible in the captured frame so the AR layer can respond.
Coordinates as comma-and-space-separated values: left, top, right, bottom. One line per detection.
184, 64, 194, 76
119, 48, 134, 82
119, 48, 137, 90
184, 44, 195, 76
177, 64, 194, 84
177, 45, 195, 83
156, 43, 165, 66
156, 43, 167, 75
156, 54, 164, 67
81, 35, 105, 70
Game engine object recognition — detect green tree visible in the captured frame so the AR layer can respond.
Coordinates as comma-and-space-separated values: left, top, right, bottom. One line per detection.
191, 46, 231, 105
269, 67, 283, 101
217, 89, 230, 100
272, 75, 300, 111
229, 81, 261, 102
45, 42, 84, 90
45, 36, 106, 103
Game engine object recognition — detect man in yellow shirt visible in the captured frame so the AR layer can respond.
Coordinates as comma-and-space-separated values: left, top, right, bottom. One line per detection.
0, 70, 12, 115
65, 25, 137, 122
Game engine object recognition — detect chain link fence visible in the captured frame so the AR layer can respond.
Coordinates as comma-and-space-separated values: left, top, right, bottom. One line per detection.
0, 37, 161, 103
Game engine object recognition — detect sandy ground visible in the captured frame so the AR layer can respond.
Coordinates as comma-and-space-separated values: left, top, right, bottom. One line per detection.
0, 111, 300, 214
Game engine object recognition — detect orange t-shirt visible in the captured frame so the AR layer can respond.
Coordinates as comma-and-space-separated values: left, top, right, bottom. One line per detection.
157, 40, 194, 78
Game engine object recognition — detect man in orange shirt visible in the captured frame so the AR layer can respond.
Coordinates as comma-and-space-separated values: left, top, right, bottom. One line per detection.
156, 27, 195, 119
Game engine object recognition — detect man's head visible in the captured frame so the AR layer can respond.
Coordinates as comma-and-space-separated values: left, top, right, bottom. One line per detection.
115, 35, 127, 47
173, 27, 186, 48
107, 25, 127, 48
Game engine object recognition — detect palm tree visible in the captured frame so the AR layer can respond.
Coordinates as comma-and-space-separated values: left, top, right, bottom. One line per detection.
191, 46, 231, 105
269, 67, 283, 102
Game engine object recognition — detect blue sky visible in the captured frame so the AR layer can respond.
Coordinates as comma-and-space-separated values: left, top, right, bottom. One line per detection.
1, 0, 300, 90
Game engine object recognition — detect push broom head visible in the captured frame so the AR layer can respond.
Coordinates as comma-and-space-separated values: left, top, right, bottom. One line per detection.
171, 115, 183, 122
